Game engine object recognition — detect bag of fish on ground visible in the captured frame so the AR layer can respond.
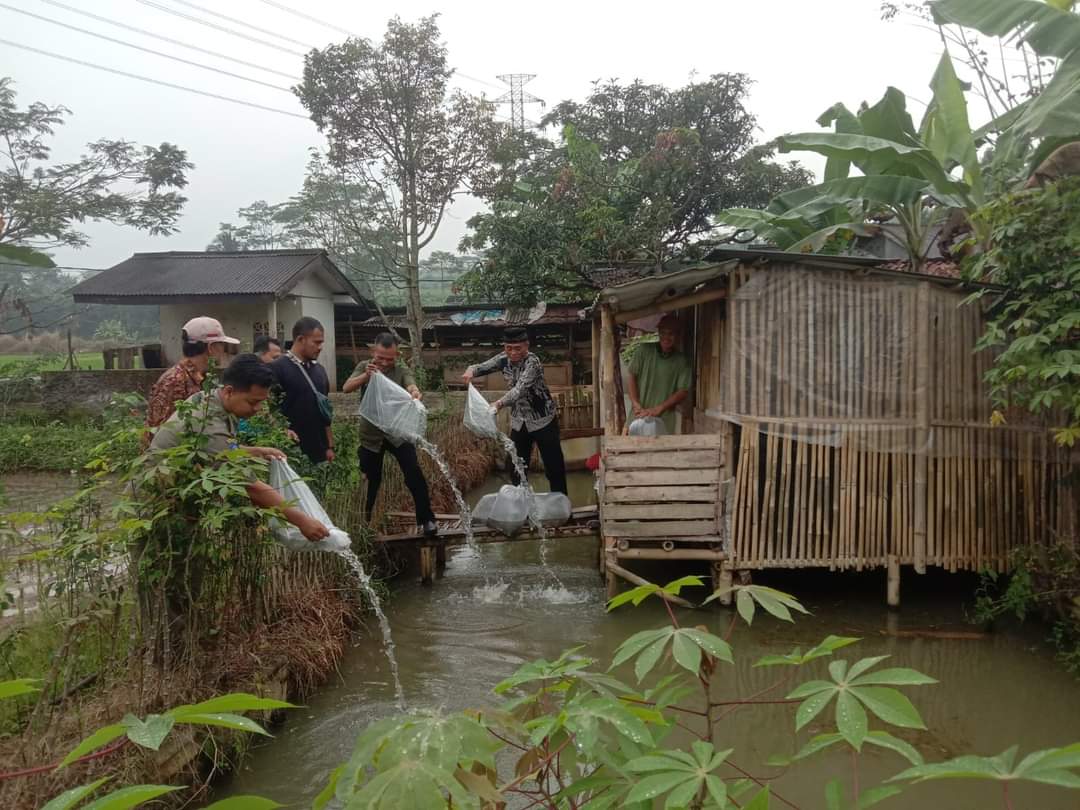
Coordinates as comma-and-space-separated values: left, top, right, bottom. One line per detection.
359, 370, 428, 445
533, 491, 572, 528
269, 458, 351, 552
487, 484, 531, 536
628, 415, 666, 437
464, 384, 499, 439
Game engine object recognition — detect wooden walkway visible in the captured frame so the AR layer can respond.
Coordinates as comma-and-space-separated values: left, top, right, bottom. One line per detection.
376, 507, 601, 584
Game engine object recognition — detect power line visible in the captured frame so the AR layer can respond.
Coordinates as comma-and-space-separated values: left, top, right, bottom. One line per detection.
0, 262, 105, 272
38, 0, 300, 80
254, 0, 352, 37
136, 0, 306, 57
0, 38, 311, 119
165, 0, 314, 50
0, 3, 293, 93
248, 0, 505, 91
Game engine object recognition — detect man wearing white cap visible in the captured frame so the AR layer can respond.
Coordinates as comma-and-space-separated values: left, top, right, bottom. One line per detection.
145, 316, 240, 437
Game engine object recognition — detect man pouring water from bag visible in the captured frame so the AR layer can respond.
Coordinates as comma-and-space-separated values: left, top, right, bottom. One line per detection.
463, 327, 568, 495
343, 332, 438, 537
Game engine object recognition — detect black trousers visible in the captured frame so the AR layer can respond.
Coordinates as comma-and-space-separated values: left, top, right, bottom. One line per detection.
359, 442, 435, 525
510, 418, 568, 495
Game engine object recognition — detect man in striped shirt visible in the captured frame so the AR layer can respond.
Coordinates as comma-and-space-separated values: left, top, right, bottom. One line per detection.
463, 328, 567, 495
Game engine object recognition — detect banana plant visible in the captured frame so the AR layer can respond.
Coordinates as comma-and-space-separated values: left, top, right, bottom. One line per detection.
931, 0, 1080, 141
718, 0, 1080, 273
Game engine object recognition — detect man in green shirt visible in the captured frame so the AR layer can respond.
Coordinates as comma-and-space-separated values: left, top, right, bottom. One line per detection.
627, 314, 692, 434
150, 353, 331, 543
343, 332, 437, 536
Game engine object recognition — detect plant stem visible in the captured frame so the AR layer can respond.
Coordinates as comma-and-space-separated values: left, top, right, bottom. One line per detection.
1002, 782, 1015, 810
622, 696, 708, 716
711, 698, 800, 707
663, 594, 681, 629
851, 748, 860, 806
726, 759, 803, 810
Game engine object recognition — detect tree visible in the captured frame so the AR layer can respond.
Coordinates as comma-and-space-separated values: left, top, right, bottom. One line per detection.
206, 202, 295, 252
0, 77, 192, 253
966, 177, 1080, 445
459, 76, 814, 306
295, 15, 504, 364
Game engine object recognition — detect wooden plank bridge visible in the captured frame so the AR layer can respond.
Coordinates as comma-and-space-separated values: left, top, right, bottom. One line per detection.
376, 506, 601, 584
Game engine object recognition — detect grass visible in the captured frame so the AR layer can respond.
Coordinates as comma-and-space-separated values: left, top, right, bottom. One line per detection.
0, 352, 116, 372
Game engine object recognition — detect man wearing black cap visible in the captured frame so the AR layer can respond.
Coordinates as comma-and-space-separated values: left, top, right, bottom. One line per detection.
463, 328, 567, 495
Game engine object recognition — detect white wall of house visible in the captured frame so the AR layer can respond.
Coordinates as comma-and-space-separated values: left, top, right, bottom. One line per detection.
157, 273, 344, 388
159, 299, 270, 365
290, 274, 338, 387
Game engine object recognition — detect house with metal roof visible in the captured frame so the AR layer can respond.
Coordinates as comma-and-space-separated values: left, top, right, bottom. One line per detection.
71, 249, 374, 388
335, 301, 592, 389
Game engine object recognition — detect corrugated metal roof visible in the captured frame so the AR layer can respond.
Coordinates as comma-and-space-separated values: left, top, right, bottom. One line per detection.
71, 250, 371, 306
598, 262, 736, 312
359, 302, 585, 330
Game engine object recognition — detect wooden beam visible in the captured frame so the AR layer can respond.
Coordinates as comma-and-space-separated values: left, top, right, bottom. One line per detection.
614, 286, 728, 325
619, 548, 727, 561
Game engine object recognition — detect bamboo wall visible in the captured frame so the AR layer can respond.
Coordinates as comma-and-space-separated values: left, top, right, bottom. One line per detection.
701, 264, 1079, 572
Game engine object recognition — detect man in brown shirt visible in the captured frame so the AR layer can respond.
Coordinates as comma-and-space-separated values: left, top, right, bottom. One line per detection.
144, 317, 239, 442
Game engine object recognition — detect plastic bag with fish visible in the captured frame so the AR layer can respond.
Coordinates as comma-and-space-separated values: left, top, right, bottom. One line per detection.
464, 384, 499, 439
268, 458, 351, 552
628, 416, 666, 437
359, 370, 428, 446
486, 484, 530, 536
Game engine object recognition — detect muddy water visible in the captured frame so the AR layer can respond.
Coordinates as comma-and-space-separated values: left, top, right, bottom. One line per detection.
218, 472, 1080, 810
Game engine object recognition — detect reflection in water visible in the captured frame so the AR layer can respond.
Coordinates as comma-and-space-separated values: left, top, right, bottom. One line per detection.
216, 474, 1080, 809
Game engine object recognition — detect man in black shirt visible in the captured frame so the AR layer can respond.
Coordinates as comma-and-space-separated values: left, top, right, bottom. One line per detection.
270, 317, 334, 464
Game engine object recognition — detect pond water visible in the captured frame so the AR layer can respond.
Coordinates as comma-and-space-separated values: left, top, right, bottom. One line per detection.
218, 471, 1080, 810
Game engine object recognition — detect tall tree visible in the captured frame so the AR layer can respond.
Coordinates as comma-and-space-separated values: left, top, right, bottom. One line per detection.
0, 78, 191, 255
459, 76, 813, 305
295, 15, 503, 363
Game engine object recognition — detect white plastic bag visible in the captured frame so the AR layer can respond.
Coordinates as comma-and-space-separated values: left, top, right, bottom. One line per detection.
464, 384, 499, 439
358, 370, 428, 445
471, 492, 497, 524
533, 492, 572, 527
486, 484, 530, 536
629, 416, 666, 437
269, 458, 351, 553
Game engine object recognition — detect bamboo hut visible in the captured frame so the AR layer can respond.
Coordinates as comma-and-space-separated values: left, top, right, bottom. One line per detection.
593, 249, 1080, 603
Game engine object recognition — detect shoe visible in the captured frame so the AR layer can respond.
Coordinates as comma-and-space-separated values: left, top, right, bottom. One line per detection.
423, 520, 439, 537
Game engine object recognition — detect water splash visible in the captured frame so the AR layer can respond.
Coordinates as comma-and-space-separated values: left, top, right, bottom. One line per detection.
467, 580, 591, 606
494, 434, 564, 588
332, 548, 406, 711
415, 437, 481, 563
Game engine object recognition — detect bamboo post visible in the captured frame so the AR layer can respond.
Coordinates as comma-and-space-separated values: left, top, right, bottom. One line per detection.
592, 315, 602, 429
712, 560, 734, 606
600, 305, 620, 435
887, 554, 900, 607
420, 545, 435, 585
913, 283, 930, 575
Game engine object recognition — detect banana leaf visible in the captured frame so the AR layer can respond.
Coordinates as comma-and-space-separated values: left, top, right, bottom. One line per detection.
931, 0, 1080, 60
920, 54, 983, 202
777, 132, 974, 207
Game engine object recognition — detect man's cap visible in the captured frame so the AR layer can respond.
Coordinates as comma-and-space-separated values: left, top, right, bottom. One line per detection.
183, 316, 240, 345
503, 327, 529, 343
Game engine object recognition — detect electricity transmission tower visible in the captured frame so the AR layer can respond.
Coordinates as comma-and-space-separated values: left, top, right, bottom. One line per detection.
495, 74, 544, 132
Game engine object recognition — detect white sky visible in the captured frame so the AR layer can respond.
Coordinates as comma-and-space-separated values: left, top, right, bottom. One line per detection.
1, 0, 950, 271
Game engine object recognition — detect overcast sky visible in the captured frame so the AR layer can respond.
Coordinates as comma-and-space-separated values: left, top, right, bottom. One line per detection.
2, 0, 951, 272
